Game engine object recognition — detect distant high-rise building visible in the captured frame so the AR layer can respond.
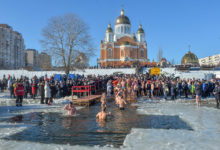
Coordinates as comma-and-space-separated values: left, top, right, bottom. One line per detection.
39, 52, 52, 70
0, 24, 25, 69
25, 49, 40, 68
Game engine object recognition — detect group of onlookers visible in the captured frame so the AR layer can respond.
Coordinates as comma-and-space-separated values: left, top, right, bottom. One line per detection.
1, 74, 108, 106
106, 73, 220, 108
0, 73, 219, 108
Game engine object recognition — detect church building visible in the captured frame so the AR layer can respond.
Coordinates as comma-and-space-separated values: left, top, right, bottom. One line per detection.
100, 9, 148, 68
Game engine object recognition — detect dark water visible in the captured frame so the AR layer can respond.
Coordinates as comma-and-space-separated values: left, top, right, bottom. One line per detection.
2, 102, 193, 147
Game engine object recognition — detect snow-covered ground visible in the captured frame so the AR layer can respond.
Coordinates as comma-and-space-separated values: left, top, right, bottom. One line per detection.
0, 91, 220, 150
144, 68, 220, 80
1, 68, 219, 80
0, 68, 136, 79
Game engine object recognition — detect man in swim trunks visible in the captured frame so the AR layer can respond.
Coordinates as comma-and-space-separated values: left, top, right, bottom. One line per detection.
121, 79, 126, 89
118, 94, 127, 110
64, 102, 77, 115
96, 107, 111, 120
100, 92, 107, 110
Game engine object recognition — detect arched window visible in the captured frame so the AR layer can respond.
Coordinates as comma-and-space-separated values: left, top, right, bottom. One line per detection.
108, 48, 112, 58
121, 49, 124, 57
140, 35, 145, 42
140, 49, 144, 57
125, 26, 127, 33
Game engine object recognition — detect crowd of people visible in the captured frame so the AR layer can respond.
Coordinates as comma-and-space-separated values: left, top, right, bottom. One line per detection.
0, 72, 219, 109
95, 73, 220, 121
0, 74, 108, 106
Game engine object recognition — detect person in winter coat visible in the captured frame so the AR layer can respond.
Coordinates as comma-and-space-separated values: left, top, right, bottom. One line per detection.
44, 81, 51, 104
213, 82, 220, 108
177, 81, 182, 98
182, 81, 189, 98
14, 82, 25, 107
32, 81, 37, 99
55, 80, 61, 98
170, 84, 175, 100
195, 81, 202, 107
8, 78, 14, 98
190, 82, 195, 98
2, 76, 7, 90
39, 81, 45, 104
50, 82, 57, 103
0, 80, 3, 92
107, 80, 112, 97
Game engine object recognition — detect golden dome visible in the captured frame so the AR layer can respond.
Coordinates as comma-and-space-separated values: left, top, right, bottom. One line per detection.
181, 51, 199, 65
106, 24, 113, 33
137, 24, 144, 33
115, 9, 130, 25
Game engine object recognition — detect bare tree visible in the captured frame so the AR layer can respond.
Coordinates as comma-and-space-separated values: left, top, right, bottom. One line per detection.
171, 58, 175, 66
157, 47, 163, 62
40, 14, 94, 74
74, 52, 89, 70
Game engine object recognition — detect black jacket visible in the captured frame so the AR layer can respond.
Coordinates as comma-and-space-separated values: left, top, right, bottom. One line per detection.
213, 86, 220, 98
195, 84, 202, 96
39, 83, 45, 97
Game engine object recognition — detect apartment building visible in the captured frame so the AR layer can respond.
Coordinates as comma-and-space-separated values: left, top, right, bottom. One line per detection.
0, 24, 25, 69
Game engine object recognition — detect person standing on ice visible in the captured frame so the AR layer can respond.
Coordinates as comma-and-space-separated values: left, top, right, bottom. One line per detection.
39, 80, 45, 104
195, 81, 202, 107
32, 80, 37, 99
213, 82, 220, 108
106, 80, 112, 97
14, 82, 25, 107
190, 81, 195, 98
8, 77, 14, 98
44, 81, 51, 104
0, 80, 4, 92
2, 75, 7, 91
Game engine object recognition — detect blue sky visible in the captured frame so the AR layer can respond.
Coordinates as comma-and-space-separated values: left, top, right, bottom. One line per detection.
0, 0, 220, 65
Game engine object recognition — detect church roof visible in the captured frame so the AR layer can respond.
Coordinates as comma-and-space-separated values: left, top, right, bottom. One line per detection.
106, 24, 113, 33
115, 9, 131, 25
137, 24, 144, 33
181, 51, 199, 65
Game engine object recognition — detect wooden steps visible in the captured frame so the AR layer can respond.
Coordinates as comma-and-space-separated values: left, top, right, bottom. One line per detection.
72, 95, 102, 107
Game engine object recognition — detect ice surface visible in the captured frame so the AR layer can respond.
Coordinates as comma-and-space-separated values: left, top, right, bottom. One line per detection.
123, 100, 220, 150
0, 91, 220, 150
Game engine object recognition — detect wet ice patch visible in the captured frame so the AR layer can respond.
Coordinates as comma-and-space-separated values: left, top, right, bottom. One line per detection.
124, 128, 219, 150
123, 99, 220, 150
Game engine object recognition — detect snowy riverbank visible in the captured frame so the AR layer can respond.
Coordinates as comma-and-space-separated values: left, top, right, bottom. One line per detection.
0, 92, 219, 150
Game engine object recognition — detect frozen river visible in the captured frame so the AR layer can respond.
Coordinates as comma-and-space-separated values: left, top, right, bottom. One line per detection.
0, 92, 219, 150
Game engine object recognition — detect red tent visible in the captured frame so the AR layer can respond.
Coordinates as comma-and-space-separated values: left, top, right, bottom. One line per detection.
112, 79, 119, 86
